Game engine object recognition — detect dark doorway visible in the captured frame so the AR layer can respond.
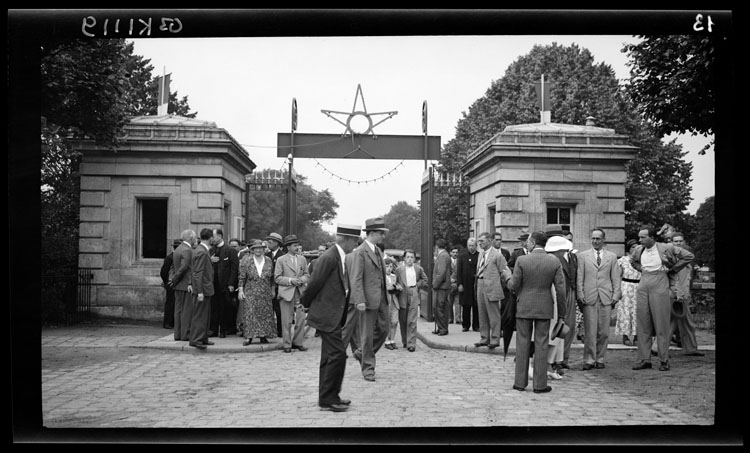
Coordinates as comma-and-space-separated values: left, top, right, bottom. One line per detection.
140, 198, 168, 259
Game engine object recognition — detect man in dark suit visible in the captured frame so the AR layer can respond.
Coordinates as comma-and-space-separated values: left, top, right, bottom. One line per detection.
187, 228, 215, 350
160, 238, 181, 329
432, 238, 453, 336
507, 233, 529, 272
209, 228, 239, 338
301, 223, 361, 412
455, 237, 479, 332
265, 232, 286, 337
508, 231, 566, 394
169, 230, 196, 341
348, 217, 390, 382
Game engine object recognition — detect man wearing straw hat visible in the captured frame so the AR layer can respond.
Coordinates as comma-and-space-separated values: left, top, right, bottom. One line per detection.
348, 217, 390, 382
301, 223, 361, 412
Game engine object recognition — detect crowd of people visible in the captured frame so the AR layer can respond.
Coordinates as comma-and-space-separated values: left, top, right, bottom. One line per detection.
159, 218, 704, 408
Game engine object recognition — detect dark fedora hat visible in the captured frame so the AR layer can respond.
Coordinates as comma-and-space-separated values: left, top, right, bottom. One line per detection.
265, 232, 283, 244
671, 296, 687, 319
544, 224, 565, 237
283, 234, 300, 246
363, 217, 389, 232
336, 223, 361, 237
518, 233, 529, 241
173, 238, 182, 247
551, 319, 570, 341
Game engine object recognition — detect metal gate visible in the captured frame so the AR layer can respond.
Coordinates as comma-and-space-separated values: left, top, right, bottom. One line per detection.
67, 268, 93, 324
420, 166, 434, 321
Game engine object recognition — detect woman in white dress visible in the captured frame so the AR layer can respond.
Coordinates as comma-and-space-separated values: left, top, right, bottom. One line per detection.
616, 239, 641, 346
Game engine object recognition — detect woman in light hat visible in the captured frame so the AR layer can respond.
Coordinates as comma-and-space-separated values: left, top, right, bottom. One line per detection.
544, 235, 575, 380
237, 239, 277, 346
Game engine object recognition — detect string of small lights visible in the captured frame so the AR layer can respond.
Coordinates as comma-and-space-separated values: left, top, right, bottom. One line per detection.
313, 159, 405, 185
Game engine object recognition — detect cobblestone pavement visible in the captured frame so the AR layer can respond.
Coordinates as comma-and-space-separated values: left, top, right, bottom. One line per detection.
41, 323, 714, 430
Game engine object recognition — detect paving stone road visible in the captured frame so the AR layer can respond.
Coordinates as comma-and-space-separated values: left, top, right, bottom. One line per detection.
41, 325, 713, 430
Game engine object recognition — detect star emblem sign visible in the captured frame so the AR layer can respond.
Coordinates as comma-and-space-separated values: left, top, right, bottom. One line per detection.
321, 84, 398, 136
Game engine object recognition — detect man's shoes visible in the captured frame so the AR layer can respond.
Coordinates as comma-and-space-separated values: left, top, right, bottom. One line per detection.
363, 375, 376, 382
189, 343, 207, 350
594, 362, 605, 369
353, 350, 363, 364
632, 361, 652, 370
462, 328, 469, 332
338, 398, 351, 405
659, 361, 670, 371
685, 351, 705, 357
260, 337, 269, 344
474, 342, 489, 347
391, 343, 399, 349
512, 385, 525, 391
533, 386, 552, 394
243, 339, 253, 346
472, 328, 480, 332
559, 362, 570, 370
432, 330, 439, 335
384, 343, 394, 350
582, 363, 595, 371
407, 347, 415, 352
320, 403, 349, 412
204, 341, 215, 346
208, 331, 218, 338
219, 332, 226, 338
437, 332, 448, 336
283, 348, 292, 353
488, 344, 499, 349
164, 324, 174, 329
291, 344, 307, 351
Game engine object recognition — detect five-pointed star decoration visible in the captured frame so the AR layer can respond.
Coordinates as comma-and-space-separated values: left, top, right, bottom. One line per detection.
321, 84, 398, 138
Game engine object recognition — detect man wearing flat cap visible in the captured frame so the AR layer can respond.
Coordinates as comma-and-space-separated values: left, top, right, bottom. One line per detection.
301, 223, 362, 412
160, 238, 182, 330
347, 217, 390, 382
275, 234, 310, 353
265, 232, 286, 337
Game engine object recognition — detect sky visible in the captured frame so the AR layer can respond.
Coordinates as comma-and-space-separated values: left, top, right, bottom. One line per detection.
130, 35, 715, 233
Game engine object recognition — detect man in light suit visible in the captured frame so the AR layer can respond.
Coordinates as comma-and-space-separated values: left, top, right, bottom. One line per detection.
668, 233, 703, 357
508, 231, 566, 394
474, 232, 512, 349
275, 234, 310, 353
187, 228, 215, 350
432, 238, 453, 336
576, 228, 622, 370
394, 249, 428, 351
631, 226, 694, 371
265, 232, 286, 337
168, 229, 196, 341
348, 217, 390, 382
301, 224, 361, 412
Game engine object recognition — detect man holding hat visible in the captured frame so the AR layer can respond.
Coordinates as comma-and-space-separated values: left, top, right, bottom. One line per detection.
668, 233, 703, 357
265, 232, 286, 337
348, 217, 390, 382
160, 238, 182, 330
301, 223, 362, 412
274, 234, 310, 353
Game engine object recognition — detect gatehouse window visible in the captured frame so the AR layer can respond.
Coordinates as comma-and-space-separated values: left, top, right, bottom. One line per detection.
137, 198, 168, 259
546, 205, 571, 232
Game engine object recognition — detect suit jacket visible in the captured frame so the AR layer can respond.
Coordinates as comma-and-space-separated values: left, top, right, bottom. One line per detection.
349, 241, 387, 310
432, 249, 452, 290
631, 242, 695, 277
508, 248, 566, 319
213, 242, 239, 291
191, 243, 215, 297
266, 248, 286, 298
475, 246, 512, 301
576, 248, 622, 305
395, 263, 428, 307
160, 252, 174, 286
274, 253, 311, 302
550, 249, 578, 292
300, 246, 348, 332
169, 242, 193, 291
455, 249, 478, 306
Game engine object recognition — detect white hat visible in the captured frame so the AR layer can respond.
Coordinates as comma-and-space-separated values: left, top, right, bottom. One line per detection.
545, 236, 573, 253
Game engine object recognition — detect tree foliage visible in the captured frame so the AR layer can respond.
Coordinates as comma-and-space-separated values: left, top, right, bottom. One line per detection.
436, 43, 695, 246
623, 35, 718, 154
245, 171, 338, 250
382, 200, 421, 253
690, 196, 715, 269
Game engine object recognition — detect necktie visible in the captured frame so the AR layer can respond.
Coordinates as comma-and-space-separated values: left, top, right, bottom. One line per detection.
596, 251, 601, 267
478, 251, 485, 273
